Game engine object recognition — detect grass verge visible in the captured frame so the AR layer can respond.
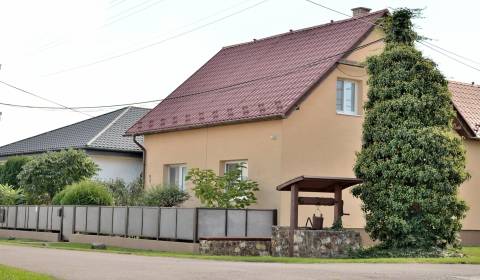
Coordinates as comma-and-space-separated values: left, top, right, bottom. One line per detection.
0, 238, 479, 264
0, 264, 54, 280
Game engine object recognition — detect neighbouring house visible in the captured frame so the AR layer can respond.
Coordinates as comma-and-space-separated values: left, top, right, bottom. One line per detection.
126, 8, 480, 243
0, 106, 149, 183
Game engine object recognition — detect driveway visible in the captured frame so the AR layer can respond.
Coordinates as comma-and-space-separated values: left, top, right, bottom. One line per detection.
1, 244, 480, 280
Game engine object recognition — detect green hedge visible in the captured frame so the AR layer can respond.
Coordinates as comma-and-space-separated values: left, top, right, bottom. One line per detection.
52, 180, 113, 206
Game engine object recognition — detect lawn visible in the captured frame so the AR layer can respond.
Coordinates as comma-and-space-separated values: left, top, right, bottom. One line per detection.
0, 238, 479, 264
0, 264, 54, 280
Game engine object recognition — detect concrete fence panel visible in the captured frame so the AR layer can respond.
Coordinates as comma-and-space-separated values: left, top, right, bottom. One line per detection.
51, 206, 63, 232
75, 206, 87, 232
141, 207, 158, 239
113, 207, 127, 236
127, 207, 142, 237
27, 206, 38, 230
7, 206, 16, 228
247, 210, 274, 237
100, 207, 113, 235
197, 209, 226, 238
159, 208, 176, 239
176, 208, 194, 241
16, 206, 27, 229
227, 210, 247, 237
86, 206, 100, 234
38, 206, 49, 230
62, 206, 74, 240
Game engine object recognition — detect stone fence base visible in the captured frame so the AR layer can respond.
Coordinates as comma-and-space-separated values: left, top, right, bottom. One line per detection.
271, 226, 361, 258
69, 234, 199, 253
199, 237, 271, 256
0, 229, 60, 242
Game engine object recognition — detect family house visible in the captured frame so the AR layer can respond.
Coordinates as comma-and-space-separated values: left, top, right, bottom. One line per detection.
126, 8, 480, 243
0, 106, 149, 183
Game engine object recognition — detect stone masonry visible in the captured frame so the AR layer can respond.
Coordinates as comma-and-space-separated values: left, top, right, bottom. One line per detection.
271, 226, 361, 257
199, 238, 271, 256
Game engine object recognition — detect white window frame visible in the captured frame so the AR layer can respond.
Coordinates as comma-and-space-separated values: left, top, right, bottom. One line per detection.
336, 79, 359, 116
224, 160, 248, 180
167, 164, 187, 191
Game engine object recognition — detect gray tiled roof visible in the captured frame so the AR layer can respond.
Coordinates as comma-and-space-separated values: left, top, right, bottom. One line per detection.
0, 107, 149, 157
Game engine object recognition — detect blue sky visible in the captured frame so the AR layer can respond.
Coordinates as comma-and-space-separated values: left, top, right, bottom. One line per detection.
0, 0, 479, 146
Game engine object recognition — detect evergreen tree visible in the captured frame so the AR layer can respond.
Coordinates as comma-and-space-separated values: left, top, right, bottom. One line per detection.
353, 9, 469, 249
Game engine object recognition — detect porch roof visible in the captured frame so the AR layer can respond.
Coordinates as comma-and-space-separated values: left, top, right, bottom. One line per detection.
276, 176, 362, 193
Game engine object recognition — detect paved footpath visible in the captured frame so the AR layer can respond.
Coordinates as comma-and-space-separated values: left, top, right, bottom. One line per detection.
1, 244, 480, 280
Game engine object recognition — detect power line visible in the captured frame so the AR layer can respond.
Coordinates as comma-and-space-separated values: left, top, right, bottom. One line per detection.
423, 41, 480, 66
2, 38, 384, 111
418, 41, 480, 73
304, 0, 480, 74
44, 0, 270, 76
0, 81, 92, 117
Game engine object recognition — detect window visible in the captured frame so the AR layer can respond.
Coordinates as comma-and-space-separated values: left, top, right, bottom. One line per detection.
336, 79, 358, 115
167, 164, 187, 190
224, 160, 248, 180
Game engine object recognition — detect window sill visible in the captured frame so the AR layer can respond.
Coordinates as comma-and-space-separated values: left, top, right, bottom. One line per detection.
336, 112, 362, 117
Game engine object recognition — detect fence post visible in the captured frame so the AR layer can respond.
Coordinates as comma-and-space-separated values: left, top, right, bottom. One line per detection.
157, 207, 161, 240
174, 208, 178, 240
35, 206, 40, 231
14, 206, 17, 230
124, 206, 129, 237
97, 206, 101, 235
111, 207, 114, 236
72, 206, 77, 234
193, 208, 198, 243
245, 209, 249, 237
60, 206, 64, 241
140, 207, 144, 237
224, 209, 228, 237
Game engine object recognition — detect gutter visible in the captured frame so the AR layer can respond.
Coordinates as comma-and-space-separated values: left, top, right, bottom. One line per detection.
133, 134, 147, 188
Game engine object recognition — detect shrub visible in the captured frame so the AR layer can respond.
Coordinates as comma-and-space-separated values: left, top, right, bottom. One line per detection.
17, 149, 98, 204
353, 9, 469, 250
141, 185, 189, 207
54, 180, 113, 206
51, 188, 68, 205
0, 156, 31, 188
104, 177, 144, 206
0, 184, 24, 205
187, 165, 259, 208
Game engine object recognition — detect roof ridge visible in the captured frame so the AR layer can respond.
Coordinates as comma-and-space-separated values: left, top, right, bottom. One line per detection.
0, 107, 128, 149
87, 107, 131, 147
448, 80, 480, 89
222, 9, 387, 50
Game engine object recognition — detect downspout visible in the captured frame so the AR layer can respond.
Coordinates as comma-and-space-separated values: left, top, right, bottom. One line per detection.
133, 134, 147, 188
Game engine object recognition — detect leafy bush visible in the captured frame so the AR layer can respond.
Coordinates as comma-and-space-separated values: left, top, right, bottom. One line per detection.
0, 156, 31, 188
141, 185, 189, 207
187, 165, 259, 208
104, 177, 144, 206
51, 188, 68, 205
353, 9, 469, 250
17, 149, 98, 204
54, 180, 113, 206
0, 184, 24, 205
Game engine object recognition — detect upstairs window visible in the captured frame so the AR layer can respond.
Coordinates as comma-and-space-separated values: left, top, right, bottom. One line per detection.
167, 164, 187, 190
336, 79, 358, 115
224, 160, 248, 180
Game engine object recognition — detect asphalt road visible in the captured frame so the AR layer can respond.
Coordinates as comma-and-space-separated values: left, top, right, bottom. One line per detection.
1, 244, 480, 280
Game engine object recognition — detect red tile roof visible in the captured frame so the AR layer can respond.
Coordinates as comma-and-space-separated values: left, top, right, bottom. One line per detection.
449, 81, 480, 138
127, 10, 388, 135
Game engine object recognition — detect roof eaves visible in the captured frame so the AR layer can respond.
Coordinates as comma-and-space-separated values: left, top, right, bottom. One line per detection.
127, 113, 284, 136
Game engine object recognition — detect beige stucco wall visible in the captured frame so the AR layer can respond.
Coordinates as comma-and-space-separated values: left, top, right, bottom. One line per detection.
143, 26, 480, 231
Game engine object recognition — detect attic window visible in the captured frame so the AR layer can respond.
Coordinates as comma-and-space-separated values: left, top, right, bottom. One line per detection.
336, 79, 358, 115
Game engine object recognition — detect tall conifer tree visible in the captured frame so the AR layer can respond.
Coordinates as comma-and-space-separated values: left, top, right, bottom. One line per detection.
353, 9, 469, 249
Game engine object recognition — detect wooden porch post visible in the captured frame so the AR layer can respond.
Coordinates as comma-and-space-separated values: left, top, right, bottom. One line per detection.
288, 184, 299, 257
333, 185, 342, 225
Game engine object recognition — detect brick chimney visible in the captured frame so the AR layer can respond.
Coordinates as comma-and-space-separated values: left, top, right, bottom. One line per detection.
351, 7, 371, 17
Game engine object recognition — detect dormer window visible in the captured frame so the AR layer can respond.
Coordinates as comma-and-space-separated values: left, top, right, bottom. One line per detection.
336, 79, 358, 115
